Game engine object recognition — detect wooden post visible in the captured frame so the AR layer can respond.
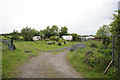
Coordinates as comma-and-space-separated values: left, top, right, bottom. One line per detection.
112, 36, 114, 61
103, 60, 113, 75
118, 1, 120, 72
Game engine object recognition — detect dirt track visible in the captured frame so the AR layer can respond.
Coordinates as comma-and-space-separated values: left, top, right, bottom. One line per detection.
17, 44, 83, 78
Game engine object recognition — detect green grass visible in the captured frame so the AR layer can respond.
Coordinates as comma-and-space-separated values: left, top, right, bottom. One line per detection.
2, 40, 75, 78
67, 49, 109, 78
67, 40, 119, 78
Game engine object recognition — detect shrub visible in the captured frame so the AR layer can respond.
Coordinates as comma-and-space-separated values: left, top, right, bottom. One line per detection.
21, 27, 35, 41
47, 41, 52, 45
58, 40, 61, 46
90, 43, 97, 48
45, 38, 50, 41
50, 36, 59, 42
107, 67, 119, 77
11, 35, 20, 40
19, 36, 24, 40
52, 41, 55, 44
64, 40, 66, 44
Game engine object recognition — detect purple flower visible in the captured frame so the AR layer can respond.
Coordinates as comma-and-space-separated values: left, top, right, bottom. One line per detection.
105, 47, 107, 49
110, 47, 111, 49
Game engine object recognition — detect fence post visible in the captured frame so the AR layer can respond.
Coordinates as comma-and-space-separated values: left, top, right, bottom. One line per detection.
118, 1, 120, 72
112, 36, 114, 61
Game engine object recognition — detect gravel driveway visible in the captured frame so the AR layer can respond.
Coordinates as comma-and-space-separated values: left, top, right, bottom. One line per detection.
17, 43, 83, 78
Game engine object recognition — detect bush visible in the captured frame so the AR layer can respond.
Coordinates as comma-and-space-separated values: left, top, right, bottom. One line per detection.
47, 41, 52, 45
58, 40, 61, 46
19, 36, 24, 40
45, 38, 50, 41
107, 67, 119, 77
90, 43, 97, 48
50, 36, 60, 42
52, 41, 55, 44
11, 35, 20, 40
21, 27, 35, 41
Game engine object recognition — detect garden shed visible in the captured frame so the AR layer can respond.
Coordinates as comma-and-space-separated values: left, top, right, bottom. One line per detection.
33, 36, 41, 41
62, 35, 73, 41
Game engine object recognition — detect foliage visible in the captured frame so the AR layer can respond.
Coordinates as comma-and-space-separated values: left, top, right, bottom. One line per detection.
21, 27, 35, 41
43, 25, 59, 38
47, 41, 53, 45
96, 25, 111, 45
8, 29, 21, 40
33, 29, 39, 36
96, 25, 110, 37
71, 33, 81, 41
43, 26, 51, 38
45, 38, 50, 41
67, 40, 119, 78
109, 13, 120, 35
58, 40, 61, 46
50, 36, 59, 42
39, 30, 45, 39
51, 25, 59, 36
59, 26, 68, 38
90, 43, 97, 48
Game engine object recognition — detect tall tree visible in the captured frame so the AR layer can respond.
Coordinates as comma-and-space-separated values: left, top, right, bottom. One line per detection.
96, 25, 110, 38
109, 10, 120, 71
109, 13, 120, 35
39, 30, 45, 39
59, 26, 68, 38
96, 25, 111, 45
43, 26, 51, 38
51, 25, 59, 36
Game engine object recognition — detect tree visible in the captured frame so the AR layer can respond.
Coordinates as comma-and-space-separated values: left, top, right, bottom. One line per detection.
96, 25, 111, 45
21, 27, 35, 41
43, 26, 51, 38
96, 25, 110, 38
33, 29, 39, 36
109, 13, 120, 35
39, 30, 45, 39
59, 26, 68, 38
71, 33, 80, 41
51, 25, 59, 36
109, 10, 120, 71
9, 29, 21, 40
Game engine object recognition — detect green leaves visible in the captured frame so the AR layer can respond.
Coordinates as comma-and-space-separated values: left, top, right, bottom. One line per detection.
21, 27, 35, 41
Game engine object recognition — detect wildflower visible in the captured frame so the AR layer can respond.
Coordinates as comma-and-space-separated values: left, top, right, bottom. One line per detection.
105, 47, 107, 49
110, 47, 111, 49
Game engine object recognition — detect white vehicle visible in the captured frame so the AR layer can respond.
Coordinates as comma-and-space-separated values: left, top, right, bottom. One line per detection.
62, 35, 73, 41
33, 36, 41, 41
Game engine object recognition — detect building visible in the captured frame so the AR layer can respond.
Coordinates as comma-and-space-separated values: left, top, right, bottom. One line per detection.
81, 37, 86, 41
85, 36, 95, 41
62, 35, 73, 41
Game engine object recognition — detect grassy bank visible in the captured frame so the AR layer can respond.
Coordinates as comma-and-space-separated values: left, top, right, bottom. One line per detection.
67, 40, 119, 78
2, 40, 75, 78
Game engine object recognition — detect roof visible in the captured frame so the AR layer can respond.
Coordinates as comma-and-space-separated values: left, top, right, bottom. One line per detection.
85, 36, 95, 39
62, 35, 72, 40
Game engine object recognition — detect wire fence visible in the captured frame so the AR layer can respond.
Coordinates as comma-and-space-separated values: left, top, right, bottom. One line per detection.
112, 35, 120, 71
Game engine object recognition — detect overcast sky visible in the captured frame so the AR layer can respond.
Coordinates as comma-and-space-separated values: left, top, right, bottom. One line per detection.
0, 0, 119, 35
